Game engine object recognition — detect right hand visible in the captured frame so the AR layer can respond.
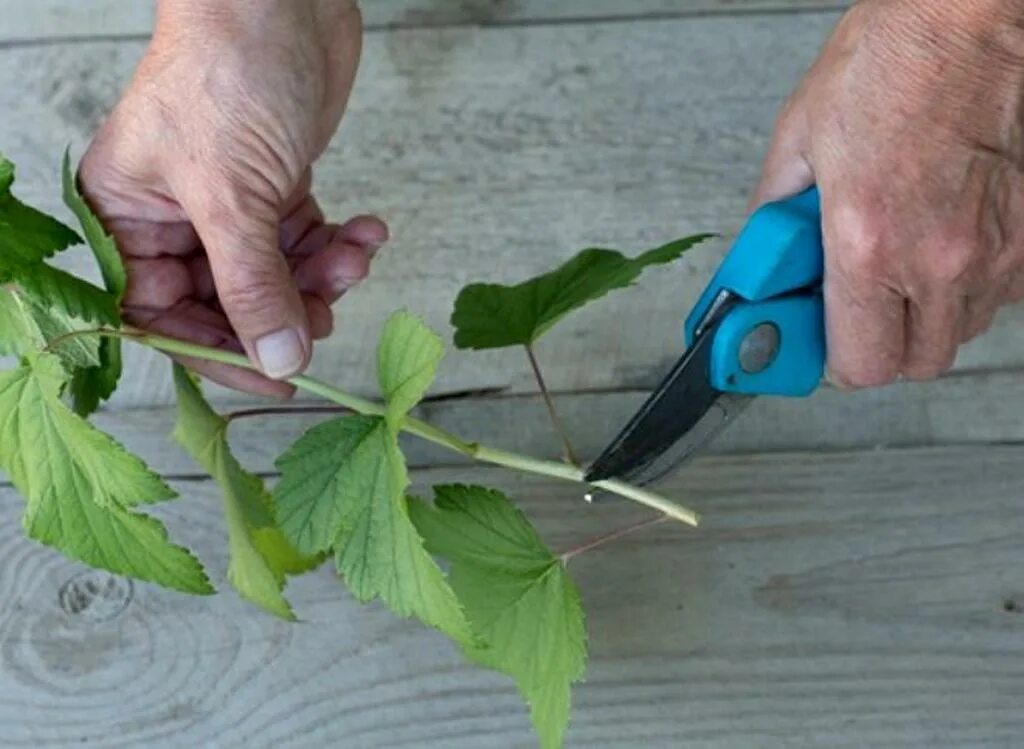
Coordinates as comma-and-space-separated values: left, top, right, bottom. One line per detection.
752, 0, 1024, 388
78, 0, 384, 397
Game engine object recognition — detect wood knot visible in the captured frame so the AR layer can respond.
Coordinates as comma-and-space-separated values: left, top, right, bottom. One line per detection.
58, 571, 133, 623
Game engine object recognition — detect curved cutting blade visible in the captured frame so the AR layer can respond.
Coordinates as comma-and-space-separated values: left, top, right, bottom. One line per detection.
584, 320, 753, 486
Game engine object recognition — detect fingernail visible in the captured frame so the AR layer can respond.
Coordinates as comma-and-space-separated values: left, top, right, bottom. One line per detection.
255, 328, 306, 379
823, 368, 849, 391
332, 274, 364, 294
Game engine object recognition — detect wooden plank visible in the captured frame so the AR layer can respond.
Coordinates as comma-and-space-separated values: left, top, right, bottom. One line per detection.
5, 11, 1020, 412
0, 1, 853, 44
0, 445, 1021, 746
77, 368, 1024, 478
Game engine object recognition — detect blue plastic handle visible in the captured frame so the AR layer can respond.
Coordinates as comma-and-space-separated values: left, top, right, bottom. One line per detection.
684, 187, 825, 397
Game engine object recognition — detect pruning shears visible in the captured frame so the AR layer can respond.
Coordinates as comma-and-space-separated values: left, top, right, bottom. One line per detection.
585, 187, 826, 486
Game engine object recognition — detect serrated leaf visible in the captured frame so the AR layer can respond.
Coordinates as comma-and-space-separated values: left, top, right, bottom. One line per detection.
0, 153, 122, 414
0, 288, 103, 375
273, 415, 383, 555
67, 338, 121, 416
274, 413, 473, 642
62, 149, 126, 297
16, 265, 119, 416
0, 353, 211, 594
410, 485, 587, 749
252, 525, 326, 577
173, 364, 316, 619
16, 262, 119, 326
451, 234, 714, 350
61, 149, 126, 415
18, 292, 101, 369
0, 153, 80, 272
0, 285, 115, 416
2, 354, 173, 509
0, 288, 42, 357
26, 485, 210, 595
377, 310, 445, 425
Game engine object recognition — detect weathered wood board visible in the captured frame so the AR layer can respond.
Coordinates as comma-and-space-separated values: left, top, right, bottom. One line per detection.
1, 446, 1021, 747
3, 10, 1020, 412
0, 0, 853, 43
2, 2, 1021, 747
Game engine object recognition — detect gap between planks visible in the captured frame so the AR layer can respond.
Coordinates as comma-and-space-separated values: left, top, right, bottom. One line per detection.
2, 366, 1023, 487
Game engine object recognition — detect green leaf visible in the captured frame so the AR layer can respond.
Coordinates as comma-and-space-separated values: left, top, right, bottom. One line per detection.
0, 153, 122, 415
20, 293, 102, 368
67, 339, 121, 416
0, 353, 211, 594
0, 284, 111, 395
61, 149, 126, 415
62, 149, 127, 298
274, 414, 473, 642
410, 485, 587, 749
173, 364, 316, 619
16, 263, 119, 326
0, 289, 42, 357
451, 234, 714, 350
252, 525, 326, 578
17, 265, 120, 414
273, 415, 383, 555
0, 288, 105, 379
0, 286, 113, 416
0, 154, 80, 272
377, 310, 445, 425
3, 354, 173, 510
273, 311, 470, 638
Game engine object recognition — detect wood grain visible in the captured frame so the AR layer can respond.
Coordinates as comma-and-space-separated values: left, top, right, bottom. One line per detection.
0, 0, 853, 43
0, 445, 1021, 747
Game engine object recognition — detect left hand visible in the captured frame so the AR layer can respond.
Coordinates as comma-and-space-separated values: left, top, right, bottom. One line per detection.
753, 0, 1024, 388
79, 0, 380, 397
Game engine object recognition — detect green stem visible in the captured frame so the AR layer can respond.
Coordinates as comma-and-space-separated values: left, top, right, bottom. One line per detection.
74, 327, 700, 527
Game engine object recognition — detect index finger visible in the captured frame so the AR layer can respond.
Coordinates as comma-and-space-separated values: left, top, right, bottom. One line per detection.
821, 191, 906, 388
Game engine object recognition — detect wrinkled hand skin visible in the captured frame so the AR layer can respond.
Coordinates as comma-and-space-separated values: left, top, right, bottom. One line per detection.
79, 0, 385, 396
753, 0, 1024, 387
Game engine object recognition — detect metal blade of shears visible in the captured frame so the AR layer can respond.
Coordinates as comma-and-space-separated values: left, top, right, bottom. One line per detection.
584, 307, 753, 486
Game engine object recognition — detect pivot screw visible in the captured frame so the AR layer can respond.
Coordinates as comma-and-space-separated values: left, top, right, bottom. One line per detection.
739, 323, 780, 374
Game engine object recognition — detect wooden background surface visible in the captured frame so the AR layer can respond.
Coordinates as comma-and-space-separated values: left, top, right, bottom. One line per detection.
2, 1, 1023, 747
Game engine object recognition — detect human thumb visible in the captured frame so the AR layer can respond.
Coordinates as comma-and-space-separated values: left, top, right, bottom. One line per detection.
183, 182, 311, 380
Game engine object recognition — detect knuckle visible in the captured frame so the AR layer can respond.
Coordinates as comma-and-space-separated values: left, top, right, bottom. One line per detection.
330, 0, 362, 26
830, 204, 888, 280
829, 360, 900, 390
965, 312, 997, 341
903, 359, 952, 382
202, 175, 278, 227
903, 340, 958, 382
921, 234, 976, 286
218, 265, 288, 315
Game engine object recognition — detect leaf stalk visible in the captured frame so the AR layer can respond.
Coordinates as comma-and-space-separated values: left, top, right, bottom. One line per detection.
560, 515, 670, 563
524, 343, 580, 466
